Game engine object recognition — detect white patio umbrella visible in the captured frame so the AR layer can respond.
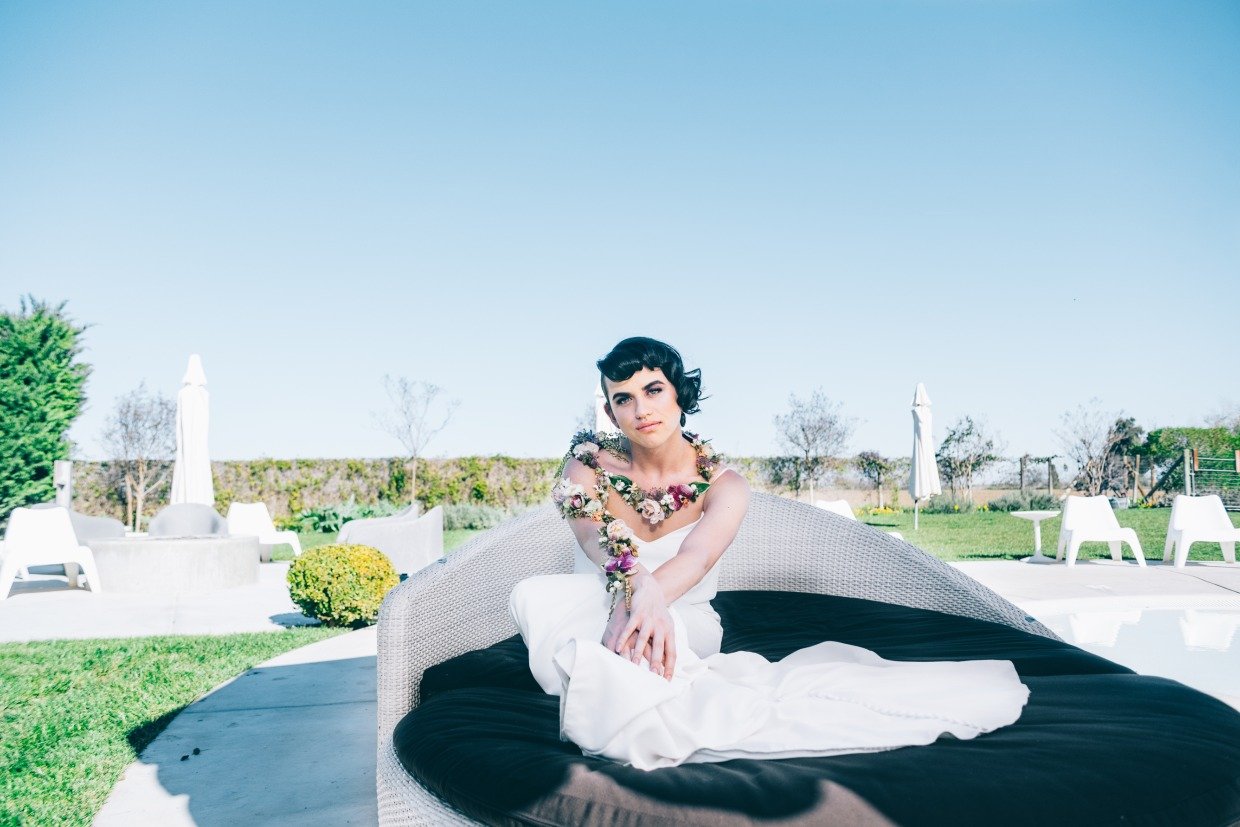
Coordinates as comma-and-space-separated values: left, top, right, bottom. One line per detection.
908, 382, 942, 530
594, 385, 619, 434
170, 354, 215, 506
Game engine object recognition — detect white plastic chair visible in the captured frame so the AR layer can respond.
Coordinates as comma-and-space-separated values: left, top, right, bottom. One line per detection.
226, 502, 303, 556
0, 506, 104, 598
815, 499, 857, 520
1055, 495, 1146, 567
1162, 494, 1239, 568
338, 505, 444, 576
815, 499, 904, 540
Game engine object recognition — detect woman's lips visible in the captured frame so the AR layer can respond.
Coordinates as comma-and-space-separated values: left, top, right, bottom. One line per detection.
636, 421, 660, 432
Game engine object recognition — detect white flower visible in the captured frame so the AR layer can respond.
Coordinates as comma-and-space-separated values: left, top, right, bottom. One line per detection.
637, 499, 665, 524
606, 519, 635, 542
572, 441, 600, 459
660, 493, 674, 507
583, 499, 603, 515
552, 479, 589, 513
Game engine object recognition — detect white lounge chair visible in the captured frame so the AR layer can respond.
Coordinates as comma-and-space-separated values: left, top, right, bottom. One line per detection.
338, 505, 443, 576
1162, 494, 1239, 568
0, 506, 104, 598
815, 499, 904, 540
150, 503, 228, 537
1055, 495, 1146, 567
226, 502, 303, 557
815, 499, 857, 519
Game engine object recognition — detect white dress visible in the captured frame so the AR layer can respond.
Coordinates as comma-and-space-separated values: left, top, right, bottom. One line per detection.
510, 507, 1030, 771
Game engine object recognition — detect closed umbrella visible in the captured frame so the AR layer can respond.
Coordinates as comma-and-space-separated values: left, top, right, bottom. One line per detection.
170, 354, 214, 506
595, 385, 619, 434
908, 382, 942, 530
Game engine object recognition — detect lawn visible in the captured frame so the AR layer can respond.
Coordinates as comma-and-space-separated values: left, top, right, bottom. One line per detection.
858, 506, 1239, 563
0, 628, 343, 827
429, 506, 1240, 564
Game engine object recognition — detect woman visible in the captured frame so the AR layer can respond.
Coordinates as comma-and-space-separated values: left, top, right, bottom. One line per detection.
510, 337, 1028, 771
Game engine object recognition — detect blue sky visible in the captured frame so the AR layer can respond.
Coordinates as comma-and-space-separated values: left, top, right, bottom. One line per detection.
1, 1, 1236, 463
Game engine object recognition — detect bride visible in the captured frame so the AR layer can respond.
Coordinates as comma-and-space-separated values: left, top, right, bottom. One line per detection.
510, 337, 1029, 771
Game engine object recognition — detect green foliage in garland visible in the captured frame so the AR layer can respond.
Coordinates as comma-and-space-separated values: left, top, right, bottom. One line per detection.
0, 298, 90, 518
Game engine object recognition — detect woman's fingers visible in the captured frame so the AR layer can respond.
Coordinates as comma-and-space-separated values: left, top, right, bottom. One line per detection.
663, 626, 676, 680
616, 614, 642, 655
650, 629, 665, 677
630, 622, 654, 664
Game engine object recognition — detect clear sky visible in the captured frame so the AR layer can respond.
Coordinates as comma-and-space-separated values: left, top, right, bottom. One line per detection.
2, 1, 1237, 465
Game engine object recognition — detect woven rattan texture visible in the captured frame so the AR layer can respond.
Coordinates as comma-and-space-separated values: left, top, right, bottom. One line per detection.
376, 492, 1055, 825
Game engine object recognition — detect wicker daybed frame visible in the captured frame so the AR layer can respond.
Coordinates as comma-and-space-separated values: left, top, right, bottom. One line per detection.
376, 492, 1055, 826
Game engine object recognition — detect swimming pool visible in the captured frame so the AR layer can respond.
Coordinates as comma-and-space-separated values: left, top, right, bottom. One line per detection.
1031, 596, 1240, 710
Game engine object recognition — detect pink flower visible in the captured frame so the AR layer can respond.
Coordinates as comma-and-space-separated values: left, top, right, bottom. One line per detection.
605, 552, 638, 574
669, 483, 696, 509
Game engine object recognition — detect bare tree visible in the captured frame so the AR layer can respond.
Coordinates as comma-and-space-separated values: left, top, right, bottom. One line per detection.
773, 389, 855, 501
935, 416, 1002, 502
1204, 401, 1240, 432
101, 383, 176, 531
373, 376, 459, 505
1055, 401, 1142, 496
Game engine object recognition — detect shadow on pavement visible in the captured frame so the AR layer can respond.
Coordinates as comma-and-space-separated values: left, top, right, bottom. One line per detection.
102, 653, 377, 826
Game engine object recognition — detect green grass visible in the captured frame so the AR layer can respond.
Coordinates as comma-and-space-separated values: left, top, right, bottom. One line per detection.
859, 506, 1240, 562
0, 628, 343, 827
431, 506, 1240, 564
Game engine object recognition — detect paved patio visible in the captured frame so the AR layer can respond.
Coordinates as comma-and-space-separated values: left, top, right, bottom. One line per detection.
0, 562, 315, 643
4, 557, 1235, 825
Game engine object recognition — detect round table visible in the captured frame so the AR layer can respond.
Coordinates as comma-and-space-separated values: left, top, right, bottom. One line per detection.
86, 535, 260, 593
1011, 510, 1062, 564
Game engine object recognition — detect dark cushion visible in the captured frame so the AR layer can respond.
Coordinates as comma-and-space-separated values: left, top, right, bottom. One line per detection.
395, 591, 1240, 826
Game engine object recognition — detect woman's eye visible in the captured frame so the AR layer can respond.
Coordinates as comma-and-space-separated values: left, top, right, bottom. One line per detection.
649, 387, 662, 395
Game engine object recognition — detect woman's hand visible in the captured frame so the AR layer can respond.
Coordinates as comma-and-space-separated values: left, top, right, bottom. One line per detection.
602, 570, 676, 680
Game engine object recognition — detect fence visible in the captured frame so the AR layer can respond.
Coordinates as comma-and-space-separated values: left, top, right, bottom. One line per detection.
1187, 449, 1240, 510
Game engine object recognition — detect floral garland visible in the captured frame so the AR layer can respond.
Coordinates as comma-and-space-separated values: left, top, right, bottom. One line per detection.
551, 429, 721, 610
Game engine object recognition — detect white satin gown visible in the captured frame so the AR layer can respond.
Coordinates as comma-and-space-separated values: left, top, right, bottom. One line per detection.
509, 511, 1030, 771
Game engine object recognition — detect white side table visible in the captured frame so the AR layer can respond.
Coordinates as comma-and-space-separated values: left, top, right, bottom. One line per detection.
1012, 510, 1062, 564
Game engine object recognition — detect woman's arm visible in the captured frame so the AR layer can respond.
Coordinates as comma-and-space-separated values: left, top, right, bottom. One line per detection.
643, 470, 750, 603
607, 470, 750, 678
558, 457, 609, 563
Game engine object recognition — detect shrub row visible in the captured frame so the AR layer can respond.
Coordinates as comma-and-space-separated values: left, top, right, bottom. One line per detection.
67, 456, 562, 521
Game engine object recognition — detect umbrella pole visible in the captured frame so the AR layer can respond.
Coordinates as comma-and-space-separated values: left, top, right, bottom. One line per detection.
914, 500, 920, 530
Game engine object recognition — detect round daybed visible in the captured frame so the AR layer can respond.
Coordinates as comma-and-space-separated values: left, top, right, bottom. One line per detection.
377, 494, 1240, 826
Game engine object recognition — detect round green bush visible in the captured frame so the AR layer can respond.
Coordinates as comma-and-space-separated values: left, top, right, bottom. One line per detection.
286, 544, 399, 628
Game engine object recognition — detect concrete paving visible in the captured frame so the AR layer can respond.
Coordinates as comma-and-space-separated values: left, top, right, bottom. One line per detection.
0, 562, 315, 642
952, 559, 1240, 609
42, 556, 1237, 826
94, 627, 377, 827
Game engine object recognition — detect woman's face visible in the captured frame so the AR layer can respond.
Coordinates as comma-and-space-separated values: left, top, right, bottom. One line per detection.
603, 367, 682, 449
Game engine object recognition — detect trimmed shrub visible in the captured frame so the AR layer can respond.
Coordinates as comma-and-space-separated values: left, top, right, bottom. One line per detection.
292, 501, 402, 533
441, 503, 512, 531
286, 544, 399, 628
986, 492, 1061, 512
919, 497, 976, 514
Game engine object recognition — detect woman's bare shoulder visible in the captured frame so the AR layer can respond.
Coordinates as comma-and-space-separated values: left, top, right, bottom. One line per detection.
704, 468, 750, 512
561, 456, 596, 485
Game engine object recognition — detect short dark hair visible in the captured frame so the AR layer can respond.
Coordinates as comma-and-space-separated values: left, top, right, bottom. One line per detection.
596, 337, 703, 426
